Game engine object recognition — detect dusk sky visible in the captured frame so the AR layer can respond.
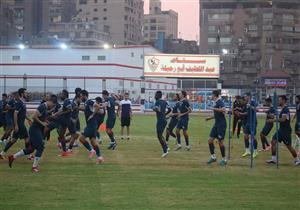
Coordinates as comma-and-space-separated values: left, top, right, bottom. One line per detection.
144, 0, 199, 41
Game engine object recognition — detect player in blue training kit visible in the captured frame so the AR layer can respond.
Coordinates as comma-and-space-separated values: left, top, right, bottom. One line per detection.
102, 90, 119, 150
119, 93, 132, 140
266, 95, 300, 166
153, 91, 171, 157
78, 90, 104, 164
259, 98, 275, 152
0, 89, 32, 159
206, 90, 227, 166
165, 94, 180, 143
292, 95, 300, 154
8, 95, 58, 172
95, 96, 106, 144
67, 95, 81, 152
53, 90, 72, 156
1, 94, 16, 145
237, 93, 258, 158
175, 91, 192, 151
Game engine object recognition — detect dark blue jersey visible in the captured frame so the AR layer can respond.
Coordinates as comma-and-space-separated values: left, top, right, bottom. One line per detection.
71, 100, 79, 120
154, 99, 169, 121
15, 99, 27, 125
279, 106, 291, 131
296, 104, 300, 123
178, 99, 191, 119
106, 97, 116, 118
120, 99, 131, 118
84, 99, 94, 123
265, 106, 276, 122
33, 103, 48, 129
62, 98, 72, 119
6, 99, 15, 121
214, 99, 226, 125
171, 102, 180, 119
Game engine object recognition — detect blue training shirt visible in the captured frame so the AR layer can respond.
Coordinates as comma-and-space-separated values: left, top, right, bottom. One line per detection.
153, 99, 169, 122
15, 99, 27, 126
6, 98, 15, 122
178, 99, 190, 119
214, 98, 226, 126
279, 106, 291, 131
106, 97, 116, 118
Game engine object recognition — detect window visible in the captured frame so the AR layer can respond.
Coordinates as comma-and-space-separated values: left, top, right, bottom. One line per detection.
158, 26, 166, 30
104, 0, 107, 3
263, 25, 273, 30
103, 17, 107, 20
266, 37, 272, 43
208, 37, 216, 43
94, 0, 98, 3
93, 17, 99, 21
94, 8, 98, 12
157, 84, 160, 89
263, 13, 273, 19
79, 0, 87, 4
124, 15, 128, 20
12, 56, 20, 61
150, 19, 156, 23
282, 26, 293, 32
131, 52, 134, 57
248, 25, 257, 31
82, 56, 90, 60
150, 26, 156, 30
103, 8, 107, 12
119, 80, 123, 87
283, 14, 294, 21
130, 81, 134, 87
148, 83, 152, 89
220, 37, 231, 44
208, 14, 230, 20
208, 26, 216, 32
98, 55, 106, 61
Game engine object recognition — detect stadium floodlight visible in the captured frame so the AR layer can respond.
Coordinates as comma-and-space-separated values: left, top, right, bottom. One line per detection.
60, 43, 68, 50
18, 44, 25, 50
222, 49, 228, 55
103, 43, 110, 49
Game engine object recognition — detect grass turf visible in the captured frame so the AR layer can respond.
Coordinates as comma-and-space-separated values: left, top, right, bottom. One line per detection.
0, 114, 300, 210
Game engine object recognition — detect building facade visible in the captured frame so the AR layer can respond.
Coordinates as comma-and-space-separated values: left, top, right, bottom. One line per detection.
76, 0, 144, 45
144, 0, 178, 42
200, 0, 300, 98
0, 0, 77, 45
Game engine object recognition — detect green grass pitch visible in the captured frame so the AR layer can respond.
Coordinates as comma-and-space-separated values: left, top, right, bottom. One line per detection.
0, 114, 299, 210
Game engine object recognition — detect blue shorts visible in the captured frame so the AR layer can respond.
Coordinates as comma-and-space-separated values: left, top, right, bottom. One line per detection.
82, 124, 97, 139
156, 119, 167, 135
12, 124, 28, 140
176, 117, 189, 131
210, 124, 226, 141
106, 117, 116, 129
76, 119, 80, 131
28, 125, 45, 150
68, 119, 78, 135
272, 129, 292, 145
5, 117, 13, 128
295, 121, 300, 133
47, 120, 60, 131
261, 123, 273, 136
167, 118, 178, 131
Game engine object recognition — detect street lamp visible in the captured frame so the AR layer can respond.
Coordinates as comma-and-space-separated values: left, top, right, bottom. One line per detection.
18, 44, 25, 50
103, 43, 110, 49
60, 43, 68, 50
222, 48, 228, 55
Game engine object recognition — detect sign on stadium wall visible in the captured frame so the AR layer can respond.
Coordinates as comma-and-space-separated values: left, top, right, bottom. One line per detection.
144, 54, 220, 78
264, 79, 287, 87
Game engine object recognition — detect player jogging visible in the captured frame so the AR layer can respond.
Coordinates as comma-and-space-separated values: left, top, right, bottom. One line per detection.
266, 95, 300, 166
78, 90, 104, 164
206, 90, 227, 166
8, 95, 58, 172
175, 91, 192, 151
153, 91, 171, 157
259, 98, 275, 152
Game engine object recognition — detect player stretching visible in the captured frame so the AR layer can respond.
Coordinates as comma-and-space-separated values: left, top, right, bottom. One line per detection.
1, 93, 16, 146
238, 93, 258, 158
292, 95, 300, 154
175, 91, 192, 151
102, 90, 119, 150
266, 95, 300, 166
79, 90, 104, 164
119, 93, 132, 140
165, 94, 180, 144
8, 95, 58, 172
259, 98, 275, 152
206, 90, 227, 166
0, 89, 32, 159
153, 91, 171, 157
95, 96, 106, 144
